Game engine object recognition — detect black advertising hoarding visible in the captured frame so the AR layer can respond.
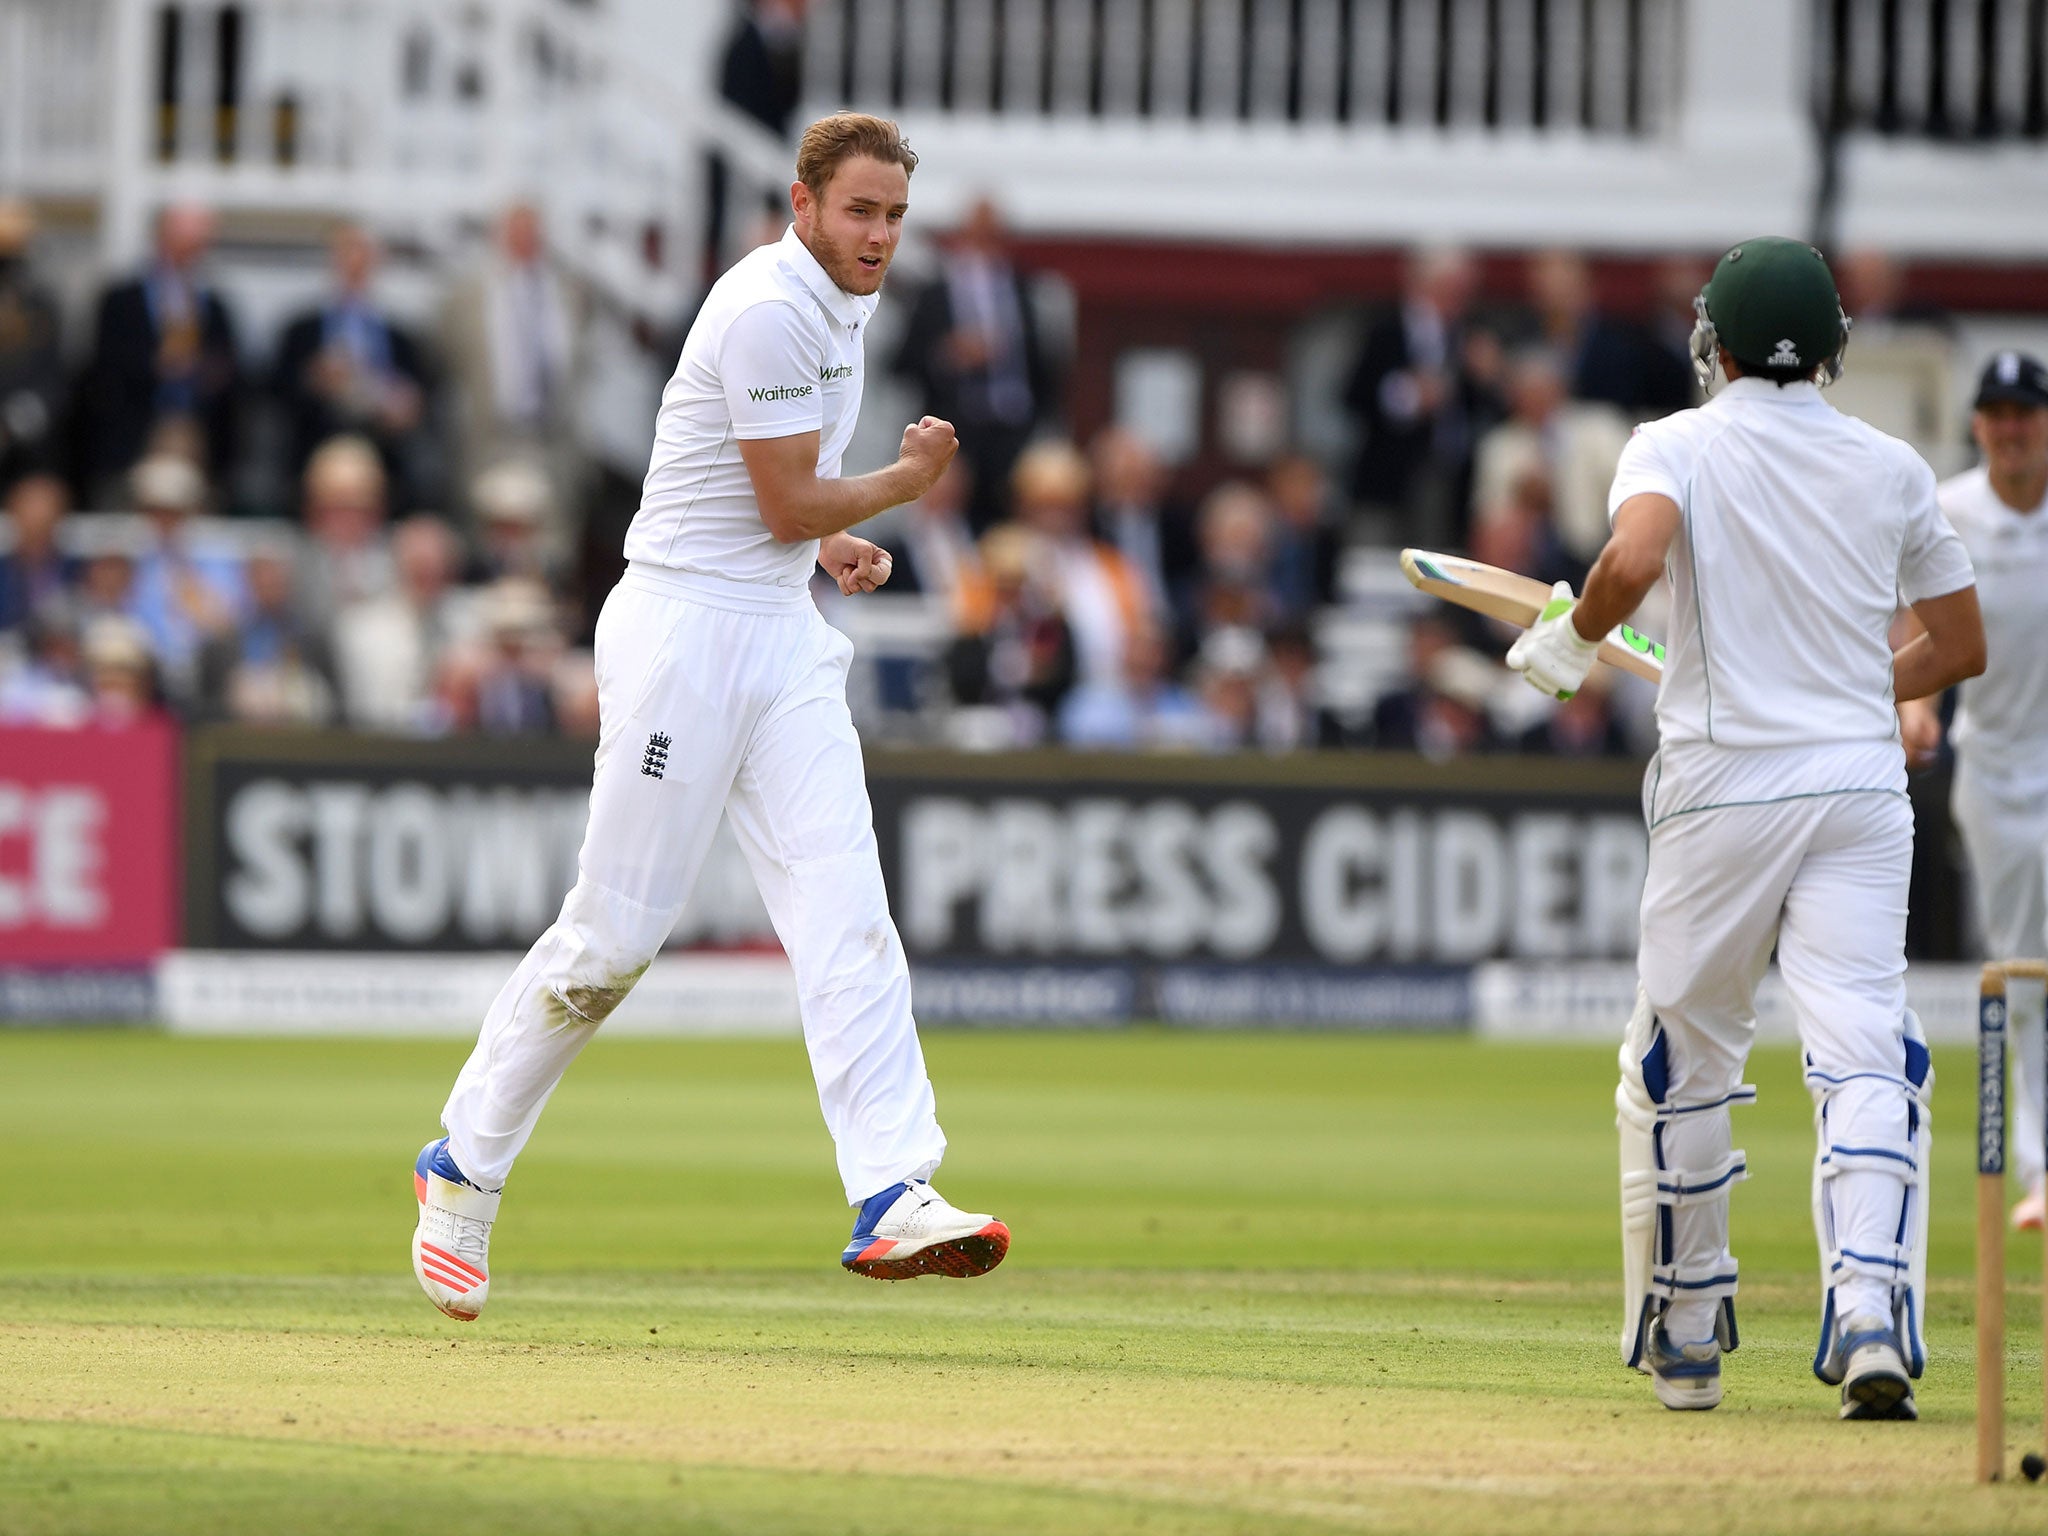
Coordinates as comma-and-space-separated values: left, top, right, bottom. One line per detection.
186, 729, 1651, 1025
865, 750, 1648, 1025
183, 729, 777, 953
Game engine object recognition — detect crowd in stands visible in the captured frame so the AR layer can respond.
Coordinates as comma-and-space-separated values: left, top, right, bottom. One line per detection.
0, 181, 1958, 757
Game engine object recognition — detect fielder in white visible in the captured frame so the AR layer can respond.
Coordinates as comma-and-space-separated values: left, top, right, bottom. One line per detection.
1900, 350, 2048, 1230
1507, 238, 1985, 1418
411, 113, 1010, 1320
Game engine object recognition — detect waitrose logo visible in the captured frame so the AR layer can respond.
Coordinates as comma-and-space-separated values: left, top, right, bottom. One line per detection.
747, 383, 814, 402
819, 364, 854, 382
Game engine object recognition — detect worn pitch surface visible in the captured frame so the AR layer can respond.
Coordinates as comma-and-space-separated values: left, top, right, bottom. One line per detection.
1, 1031, 2042, 1535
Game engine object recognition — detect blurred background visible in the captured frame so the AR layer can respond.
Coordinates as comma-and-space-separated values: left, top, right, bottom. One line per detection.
0, 0, 2041, 1033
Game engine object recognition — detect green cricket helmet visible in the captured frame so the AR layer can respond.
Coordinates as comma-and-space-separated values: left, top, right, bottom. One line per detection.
1689, 236, 1852, 393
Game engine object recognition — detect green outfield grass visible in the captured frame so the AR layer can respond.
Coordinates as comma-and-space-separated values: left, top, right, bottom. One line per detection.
1, 1029, 2043, 1535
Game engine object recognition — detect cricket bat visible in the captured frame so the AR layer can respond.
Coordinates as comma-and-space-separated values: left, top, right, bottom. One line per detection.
1399, 548, 1666, 685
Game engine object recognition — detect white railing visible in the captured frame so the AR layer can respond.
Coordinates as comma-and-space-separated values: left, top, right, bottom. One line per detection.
1816, 0, 2047, 140
806, 0, 1677, 136
0, 0, 796, 319
0, 0, 110, 195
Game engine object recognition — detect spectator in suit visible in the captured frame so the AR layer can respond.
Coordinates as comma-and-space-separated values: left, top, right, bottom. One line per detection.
1342, 246, 1502, 547
275, 224, 434, 505
1264, 451, 1342, 617
1635, 257, 1708, 419
1090, 426, 1197, 625
0, 472, 78, 632
0, 201, 65, 488
720, 0, 810, 137
1526, 249, 1645, 413
891, 198, 1058, 532
84, 205, 241, 499
442, 203, 586, 533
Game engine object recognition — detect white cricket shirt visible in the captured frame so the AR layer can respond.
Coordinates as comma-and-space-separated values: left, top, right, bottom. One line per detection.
626, 226, 877, 586
1608, 377, 1974, 820
1941, 464, 2048, 778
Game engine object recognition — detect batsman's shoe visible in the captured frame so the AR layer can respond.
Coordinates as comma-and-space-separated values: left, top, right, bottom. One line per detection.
2013, 1179, 2046, 1232
1836, 1314, 1916, 1421
841, 1179, 1009, 1281
412, 1138, 500, 1321
1645, 1319, 1723, 1411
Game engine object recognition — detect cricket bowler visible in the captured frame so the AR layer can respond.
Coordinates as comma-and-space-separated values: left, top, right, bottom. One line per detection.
410, 113, 1009, 1320
1506, 238, 1985, 1418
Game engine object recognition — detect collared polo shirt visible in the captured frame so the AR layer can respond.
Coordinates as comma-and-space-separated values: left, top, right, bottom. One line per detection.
627, 226, 877, 586
1608, 377, 1973, 754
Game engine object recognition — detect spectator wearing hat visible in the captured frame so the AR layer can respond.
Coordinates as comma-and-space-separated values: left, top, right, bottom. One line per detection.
467, 458, 558, 585
0, 472, 78, 631
0, 200, 65, 487
295, 435, 395, 630
125, 454, 247, 699
439, 577, 559, 737
80, 615, 166, 725
1369, 613, 1502, 757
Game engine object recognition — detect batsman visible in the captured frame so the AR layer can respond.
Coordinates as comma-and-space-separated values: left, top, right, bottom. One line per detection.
1506, 239, 1985, 1418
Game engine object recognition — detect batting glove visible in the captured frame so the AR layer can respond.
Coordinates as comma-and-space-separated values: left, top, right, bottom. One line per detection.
1505, 581, 1600, 700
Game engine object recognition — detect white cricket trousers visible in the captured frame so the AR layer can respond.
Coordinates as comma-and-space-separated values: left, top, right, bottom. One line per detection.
1638, 786, 1918, 1335
442, 562, 947, 1203
1953, 751, 2048, 1189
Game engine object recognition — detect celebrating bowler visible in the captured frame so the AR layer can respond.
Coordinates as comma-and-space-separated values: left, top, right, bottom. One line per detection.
410, 114, 1010, 1320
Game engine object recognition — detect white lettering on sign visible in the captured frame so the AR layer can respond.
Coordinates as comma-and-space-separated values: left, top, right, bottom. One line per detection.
0, 783, 110, 929
899, 795, 1646, 963
217, 777, 774, 947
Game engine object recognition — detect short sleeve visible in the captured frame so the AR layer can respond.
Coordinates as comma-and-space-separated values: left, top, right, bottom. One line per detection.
720, 301, 825, 441
1897, 452, 1975, 604
1607, 424, 1687, 524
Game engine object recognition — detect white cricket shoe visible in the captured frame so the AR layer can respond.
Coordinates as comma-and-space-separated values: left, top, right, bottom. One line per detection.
2013, 1179, 2046, 1232
1836, 1313, 1916, 1421
1645, 1318, 1723, 1411
840, 1179, 1010, 1280
412, 1138, 500, 1321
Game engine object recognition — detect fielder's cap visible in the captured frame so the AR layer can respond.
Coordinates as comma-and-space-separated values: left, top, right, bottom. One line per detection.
1974, 350, 2048, 410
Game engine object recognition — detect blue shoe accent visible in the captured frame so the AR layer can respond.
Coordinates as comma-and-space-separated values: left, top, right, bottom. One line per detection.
841, 1180, 916, 1267
1647, 1330, 1721, 1382
416, 1137, 480, 1191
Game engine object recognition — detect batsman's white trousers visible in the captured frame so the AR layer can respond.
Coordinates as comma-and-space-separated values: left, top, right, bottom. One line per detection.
1953, 751, 2048, 1189
442, 562, 947, 1203
1638, 749, 1918, 1330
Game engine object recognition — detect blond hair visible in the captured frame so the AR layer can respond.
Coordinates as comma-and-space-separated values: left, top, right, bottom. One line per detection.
796, 112, 918, 197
